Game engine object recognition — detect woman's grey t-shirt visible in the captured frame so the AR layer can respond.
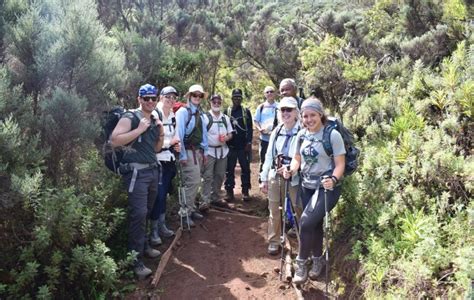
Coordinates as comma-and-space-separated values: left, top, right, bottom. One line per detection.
293, 126, 346, 189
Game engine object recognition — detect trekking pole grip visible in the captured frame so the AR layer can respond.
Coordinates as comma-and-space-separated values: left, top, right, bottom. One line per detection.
322, 175, 333, 191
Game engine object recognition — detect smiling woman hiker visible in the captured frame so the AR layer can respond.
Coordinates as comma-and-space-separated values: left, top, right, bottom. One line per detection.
148, 86, 181, 246
283, 98, 345, 285
259, 97, 303, 255
175, 84, 209, 227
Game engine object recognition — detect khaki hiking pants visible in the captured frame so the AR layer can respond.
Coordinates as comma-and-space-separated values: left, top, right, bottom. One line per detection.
267, 176, 302, 246
202, 155, 227, 205
179, 149, 204, 217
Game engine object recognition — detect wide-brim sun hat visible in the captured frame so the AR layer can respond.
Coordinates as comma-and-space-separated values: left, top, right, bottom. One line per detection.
184, 84, 208, 99
279, 96, 298, 109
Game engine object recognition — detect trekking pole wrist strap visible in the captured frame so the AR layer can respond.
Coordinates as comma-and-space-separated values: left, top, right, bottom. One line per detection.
330, 175, 339, 184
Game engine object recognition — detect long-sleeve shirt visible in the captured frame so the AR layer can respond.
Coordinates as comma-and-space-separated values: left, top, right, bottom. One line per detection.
154, 106, 178, 162
260, 122, 302, 186
175, 102, 208, 161
225, 105, 253, 149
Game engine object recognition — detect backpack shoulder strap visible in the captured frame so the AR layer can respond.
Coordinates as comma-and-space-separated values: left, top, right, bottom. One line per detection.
206, 111, 213, 131
297, 128, 308, 149
242, 107, 248, 128
128, 109, 141, 130
185, 106, 193, 128
221, 115, 228, 129
273, 106, 279, 128
272, 123, 286, 157
322, 124, 334, 157
275, 123, 285, 137
153, 108, 163, 121
258, 103, 264, 115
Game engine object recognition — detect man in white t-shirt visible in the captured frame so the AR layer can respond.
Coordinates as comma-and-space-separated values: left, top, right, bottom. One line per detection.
201, 94, 233, 210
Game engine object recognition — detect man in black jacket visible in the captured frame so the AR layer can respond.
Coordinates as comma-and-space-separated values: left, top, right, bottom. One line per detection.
224, 88, 253, 201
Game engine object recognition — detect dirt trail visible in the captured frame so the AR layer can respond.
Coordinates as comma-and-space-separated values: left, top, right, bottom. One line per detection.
127, 135, 330, 299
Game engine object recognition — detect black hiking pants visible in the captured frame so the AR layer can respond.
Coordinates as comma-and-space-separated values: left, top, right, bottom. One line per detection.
225, 148, 251, 192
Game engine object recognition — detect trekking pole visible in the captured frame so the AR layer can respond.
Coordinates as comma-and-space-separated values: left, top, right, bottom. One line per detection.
283, 166, 297, 282
176, 161, 191, 233
285, 167, 300, 246
321, 175, 331, 296
279, 175, 286, 281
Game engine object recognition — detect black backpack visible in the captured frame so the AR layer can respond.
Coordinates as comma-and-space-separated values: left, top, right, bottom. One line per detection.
321, 117, 360, 176
102, 106, 139, 174
205, 111, 228, 131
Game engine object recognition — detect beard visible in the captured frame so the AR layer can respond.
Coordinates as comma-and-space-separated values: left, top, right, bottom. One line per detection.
211, 107, 221, 113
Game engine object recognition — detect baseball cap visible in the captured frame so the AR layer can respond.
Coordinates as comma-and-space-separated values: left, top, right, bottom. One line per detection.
138, 84, 158, 97
160, 86, 178, 95
232, 88, 243, 98
279, 97, 298, 109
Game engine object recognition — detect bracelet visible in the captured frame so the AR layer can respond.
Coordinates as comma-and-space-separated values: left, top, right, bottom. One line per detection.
330, 175, 339, 184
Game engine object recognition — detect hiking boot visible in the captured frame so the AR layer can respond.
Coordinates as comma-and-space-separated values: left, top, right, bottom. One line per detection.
199, 202, 210, 212
144, 247, 161, 258
308, 256, 325, 280
191, 211, 204, 220
182, 216, 195, 228
149, 220, 162, 246
133, 261, 152, 280
242, 189, 250, 201
225, 189, 234, 201
211, 199, 228, 208
293, 258, 309, 285
158, 213, 174, 238
267, 243, 279, 255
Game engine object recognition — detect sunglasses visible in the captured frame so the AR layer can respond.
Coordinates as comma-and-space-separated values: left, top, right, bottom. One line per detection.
142, 96, 158, 102
211, 100, 222, 104
163, 95, 177, 100
191, 93, 204, 98
281, 107, 294, 113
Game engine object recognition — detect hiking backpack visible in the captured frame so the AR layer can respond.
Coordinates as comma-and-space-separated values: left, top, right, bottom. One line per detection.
102, 107, 139, 173
177, 105, 204, 146
205, 111, 228, 131
226, 106, 250, 130
321, 117, 360, 176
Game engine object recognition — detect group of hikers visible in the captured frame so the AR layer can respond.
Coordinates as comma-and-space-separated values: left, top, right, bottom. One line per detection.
109, 78, 346, 287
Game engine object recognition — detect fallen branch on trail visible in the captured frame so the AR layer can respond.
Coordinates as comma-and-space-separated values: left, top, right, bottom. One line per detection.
150, 227, 183, 287
291, 282, 305, 300
210, 206, 263, 219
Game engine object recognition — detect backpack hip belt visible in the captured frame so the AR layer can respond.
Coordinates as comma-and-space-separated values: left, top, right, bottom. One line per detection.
209, 145, 225, 159
129, 161, 159, 169
301, 173, 342, 187
184, 145, 202, 165
122, 161, 160, 193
